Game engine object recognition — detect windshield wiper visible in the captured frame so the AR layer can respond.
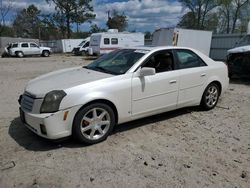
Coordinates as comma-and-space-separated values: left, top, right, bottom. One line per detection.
94, 66, 116, 75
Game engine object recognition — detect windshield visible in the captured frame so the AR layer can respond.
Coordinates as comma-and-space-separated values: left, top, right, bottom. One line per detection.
78, 40, 86, 47
235, 35, 250, 47
85, 49, 147, 75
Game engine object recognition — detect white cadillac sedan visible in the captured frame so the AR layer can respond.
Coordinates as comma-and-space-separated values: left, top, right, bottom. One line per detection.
19, 46, 229, 144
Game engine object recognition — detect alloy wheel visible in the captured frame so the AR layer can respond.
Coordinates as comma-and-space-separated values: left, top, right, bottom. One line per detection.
205, 85, 218, 108
80, 107, 111, 140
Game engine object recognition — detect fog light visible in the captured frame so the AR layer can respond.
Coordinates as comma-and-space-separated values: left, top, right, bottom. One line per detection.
40, 124, 47, 135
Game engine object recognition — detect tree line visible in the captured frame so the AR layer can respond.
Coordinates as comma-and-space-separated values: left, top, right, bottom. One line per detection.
0, 0, 249, 40
178, 0, 249, 33
0, 0, 128, 39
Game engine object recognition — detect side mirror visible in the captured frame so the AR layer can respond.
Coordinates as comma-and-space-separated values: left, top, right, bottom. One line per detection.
139, 67, 155, 77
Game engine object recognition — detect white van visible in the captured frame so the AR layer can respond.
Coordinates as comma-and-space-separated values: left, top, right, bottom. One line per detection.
88, 29, 144, 55
72, 37, 90, 55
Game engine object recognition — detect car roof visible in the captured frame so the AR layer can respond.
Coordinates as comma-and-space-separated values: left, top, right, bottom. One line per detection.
123, 45, 198, 52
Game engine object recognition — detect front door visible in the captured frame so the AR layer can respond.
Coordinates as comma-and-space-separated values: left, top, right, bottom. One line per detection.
132, 50, 179, 117
29, 43, 40, 55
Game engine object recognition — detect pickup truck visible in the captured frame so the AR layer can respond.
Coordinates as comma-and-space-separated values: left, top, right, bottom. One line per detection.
2, 42, 52, 58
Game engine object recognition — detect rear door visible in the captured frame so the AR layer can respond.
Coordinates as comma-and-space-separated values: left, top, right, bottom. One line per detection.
20, 43, 29, 55
173, 49, 208, 107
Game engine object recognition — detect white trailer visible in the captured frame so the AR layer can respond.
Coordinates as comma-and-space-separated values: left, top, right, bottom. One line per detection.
152, 28, 212, 56
88, 29, 144, 55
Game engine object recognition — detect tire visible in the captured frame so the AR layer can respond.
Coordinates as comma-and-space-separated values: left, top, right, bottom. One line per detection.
81, 51, 86, 56
200, 83, 220, 110
16, 51, 24, 58
73, 103, 115, 144
42, 50, 50, 57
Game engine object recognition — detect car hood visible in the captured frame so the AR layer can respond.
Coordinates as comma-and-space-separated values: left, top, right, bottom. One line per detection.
25, 67, 113, 98
227, 45, 250, 54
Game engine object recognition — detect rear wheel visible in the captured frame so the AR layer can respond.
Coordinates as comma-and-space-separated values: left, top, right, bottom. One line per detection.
16, 51, 24, 58
73, 103, 115, 144
200, 83, 220, 110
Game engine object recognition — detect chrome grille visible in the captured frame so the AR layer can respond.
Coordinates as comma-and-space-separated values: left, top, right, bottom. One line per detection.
21, 92, 35, 112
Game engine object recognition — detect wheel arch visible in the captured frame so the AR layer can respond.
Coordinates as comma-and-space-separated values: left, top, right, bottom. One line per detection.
73, 99, 119, 125
15, 51, 23, 56
42, 50, 50, 54
199, 79, 222, 105
209, 80, 222, 96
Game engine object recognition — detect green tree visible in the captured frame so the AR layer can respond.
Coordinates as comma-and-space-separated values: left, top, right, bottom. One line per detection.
13, 4, 41, 38
177, 12, 196, 29
46, 0, 95, 38
39, 14, 64, 40
89, 24, 106, 33
178, 0, 219, 29
0, 0, 12, 36
106, 10, 128, 31
231, 0, 249, 33
218, 0, 249, 33
144, 31, 152, 39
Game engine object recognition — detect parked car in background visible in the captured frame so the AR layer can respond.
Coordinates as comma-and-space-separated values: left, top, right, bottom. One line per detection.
2, 42, 51, 58
19, 46, 229, 144
227, 21, 250, 78
72, 37, 90, 56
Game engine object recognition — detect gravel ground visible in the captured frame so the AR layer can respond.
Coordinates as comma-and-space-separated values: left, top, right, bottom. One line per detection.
0, 54, 249, 188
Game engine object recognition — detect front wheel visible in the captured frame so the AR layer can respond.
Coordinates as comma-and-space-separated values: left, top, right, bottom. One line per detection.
200, 83, 220, 110
73, 103, 115, 144
42, 50, 50, 57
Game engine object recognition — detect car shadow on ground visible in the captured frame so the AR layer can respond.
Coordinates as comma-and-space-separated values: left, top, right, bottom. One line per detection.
9, 107, 198, 151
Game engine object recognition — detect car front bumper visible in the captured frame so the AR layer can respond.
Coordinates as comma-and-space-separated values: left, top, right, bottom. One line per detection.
19, 106, 80, 140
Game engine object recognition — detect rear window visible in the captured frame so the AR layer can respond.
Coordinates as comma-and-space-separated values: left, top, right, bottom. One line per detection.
104, 38, 110, 45
111, 38, 118, 45
175, 49, 206, 69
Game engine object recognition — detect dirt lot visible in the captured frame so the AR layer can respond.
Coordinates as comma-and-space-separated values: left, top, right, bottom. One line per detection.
0, 54, 249, 188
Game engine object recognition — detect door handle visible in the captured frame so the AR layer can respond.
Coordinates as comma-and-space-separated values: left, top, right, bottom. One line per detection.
201, 73, 206, 77
169, 80, 177, 84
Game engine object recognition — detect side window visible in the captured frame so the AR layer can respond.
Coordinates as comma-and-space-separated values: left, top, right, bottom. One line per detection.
142, 51, 174, 73
30, 43, 38, 48
111, 38, 118, 45
175, 49, 206, 69
21, 43, 29, 48
104, 38, 110, 45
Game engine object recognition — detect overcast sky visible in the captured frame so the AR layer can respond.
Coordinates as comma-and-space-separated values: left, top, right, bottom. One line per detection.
4, 0, 186, 32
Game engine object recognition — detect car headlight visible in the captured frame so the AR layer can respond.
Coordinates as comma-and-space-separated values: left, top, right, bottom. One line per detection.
40, 90, 66, 113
